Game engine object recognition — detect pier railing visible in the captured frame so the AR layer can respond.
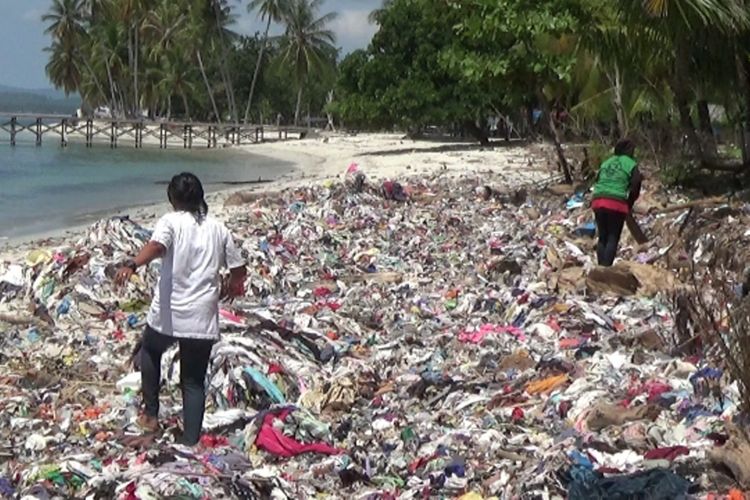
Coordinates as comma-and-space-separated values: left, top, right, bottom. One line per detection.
0, 114, 307, 148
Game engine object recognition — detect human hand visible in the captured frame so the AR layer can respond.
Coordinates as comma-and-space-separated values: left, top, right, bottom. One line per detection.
115, 267, 134, 286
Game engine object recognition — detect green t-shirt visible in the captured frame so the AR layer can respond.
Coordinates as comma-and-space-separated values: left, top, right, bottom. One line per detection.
593, 155, 637, 201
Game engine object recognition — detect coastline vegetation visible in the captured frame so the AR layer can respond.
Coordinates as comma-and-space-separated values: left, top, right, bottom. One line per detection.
44, 0, 338, 126
44, 0, 750, 179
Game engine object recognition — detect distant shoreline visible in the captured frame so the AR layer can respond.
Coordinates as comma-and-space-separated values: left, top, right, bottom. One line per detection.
1, 133, 554, 255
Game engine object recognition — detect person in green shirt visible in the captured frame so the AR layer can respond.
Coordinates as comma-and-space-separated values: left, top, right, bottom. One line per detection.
591, 139, 643, 266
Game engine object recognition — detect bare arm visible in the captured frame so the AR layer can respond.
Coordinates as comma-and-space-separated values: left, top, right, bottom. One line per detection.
628, 166, 643, 208
134, 241, 167, 267
115, 241, 166, 286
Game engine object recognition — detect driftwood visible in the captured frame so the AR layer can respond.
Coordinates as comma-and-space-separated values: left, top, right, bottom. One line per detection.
708, 423, 750, 488
645, 196, 726, 215
0, 312, 45, 328
625, 214, 649, 244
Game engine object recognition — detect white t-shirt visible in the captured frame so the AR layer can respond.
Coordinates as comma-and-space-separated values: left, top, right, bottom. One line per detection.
146, 211, 245, 340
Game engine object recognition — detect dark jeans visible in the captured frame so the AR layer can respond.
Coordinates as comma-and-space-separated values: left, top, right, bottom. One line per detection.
141, 325, 214, 446
594, 208, 626, 267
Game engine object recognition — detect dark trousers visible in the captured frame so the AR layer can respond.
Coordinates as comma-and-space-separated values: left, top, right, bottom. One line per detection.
141, 325, 214, 445
594, 208, 626, 267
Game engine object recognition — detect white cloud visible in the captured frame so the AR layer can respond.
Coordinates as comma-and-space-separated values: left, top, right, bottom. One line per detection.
330, 9, 377, 52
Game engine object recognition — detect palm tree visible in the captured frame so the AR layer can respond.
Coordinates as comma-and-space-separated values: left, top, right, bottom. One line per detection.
81, 0, 108, 21
142, 1, 187, 58
45, 41, 83, 94
617, 0, 750, 161
154, 49, 198, 120
184, 0, 225, 123
116, 0, 148, 116
244, 0, 291, 124
278, 0, 338, 125
208, 0, 240, 122
89, 18, 128, 118
43, 0, 86, 41
43, 0, 87, 96
368, 0, 392, 24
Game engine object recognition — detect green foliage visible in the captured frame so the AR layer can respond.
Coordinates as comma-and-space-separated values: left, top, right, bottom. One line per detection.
343, 0, 750, 172
588, 142, 612, 172
277, 0, 339, 125
332, 0, 599, 141
327, 50, 382, 129
331, 0, 496, 137
659, 161, 696, 186
43, 0, 338, 123
442, 0, 594, 108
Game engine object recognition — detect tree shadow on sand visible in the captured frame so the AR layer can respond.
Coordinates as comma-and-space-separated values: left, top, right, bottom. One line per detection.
355, 138, 530, 158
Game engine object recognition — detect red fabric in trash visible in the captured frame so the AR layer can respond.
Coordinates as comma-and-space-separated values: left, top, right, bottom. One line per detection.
200, 434, 229, 448
255, 409, 343, 458
408, 453, 438, 473
645, 381, 672, 402
267, 363, 285, 375
511, 407, 525, 422
313, 287, 332, 298
643, 446, 690, 461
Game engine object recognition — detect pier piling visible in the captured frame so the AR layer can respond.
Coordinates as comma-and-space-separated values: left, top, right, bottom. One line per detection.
0, 114, 305, 148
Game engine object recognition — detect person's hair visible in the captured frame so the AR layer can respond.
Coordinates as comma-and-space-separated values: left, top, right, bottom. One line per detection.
614, 138, 636, 157
167, 172, 208, 218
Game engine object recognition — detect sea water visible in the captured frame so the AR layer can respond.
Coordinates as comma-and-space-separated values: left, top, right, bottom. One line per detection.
0, 141, 293, 238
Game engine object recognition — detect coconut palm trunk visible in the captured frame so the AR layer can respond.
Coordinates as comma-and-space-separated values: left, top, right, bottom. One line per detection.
294, 86, 303, 126
80, 56, 108, 107
538, 92, 572, 183
210, 1, 238, 123
104, 59, 118, 118
181, 92, 191, 121
738, 54, 750, 166
134, 23, 140, 116
611, 63, 628, 137
672, 40, 704, 161
196, 50, 222, 123
697, 96, 717, 157
243, 16, 272, 124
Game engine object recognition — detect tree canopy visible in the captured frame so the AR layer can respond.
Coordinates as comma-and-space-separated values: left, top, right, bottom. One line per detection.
332, 0, 750, 172
43, 0, 339, 124
43, 0, 750, 172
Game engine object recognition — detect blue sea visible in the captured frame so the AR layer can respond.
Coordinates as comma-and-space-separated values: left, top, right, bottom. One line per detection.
0, 139, 293, 239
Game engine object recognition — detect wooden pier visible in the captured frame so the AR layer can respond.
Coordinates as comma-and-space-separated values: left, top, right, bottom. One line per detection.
0, 114, 306, 148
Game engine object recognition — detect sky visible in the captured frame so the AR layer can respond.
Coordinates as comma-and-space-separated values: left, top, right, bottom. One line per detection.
0, 0, 381, 90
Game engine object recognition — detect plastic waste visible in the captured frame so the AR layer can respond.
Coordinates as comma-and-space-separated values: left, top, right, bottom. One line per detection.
0, 166, 744, 498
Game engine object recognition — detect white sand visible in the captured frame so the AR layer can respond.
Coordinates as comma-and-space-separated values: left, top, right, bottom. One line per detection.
1, 133, 556, 259
245, 133, 557, 187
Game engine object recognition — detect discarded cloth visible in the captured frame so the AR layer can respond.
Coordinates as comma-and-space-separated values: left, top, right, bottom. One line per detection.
565, 466, 693, 500
458, 324, 526, 344
253, 408, 342, 458
644, 446, 690, 462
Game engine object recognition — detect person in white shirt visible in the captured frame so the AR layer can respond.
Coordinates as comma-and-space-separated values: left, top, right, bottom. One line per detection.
116, 172, 246, 446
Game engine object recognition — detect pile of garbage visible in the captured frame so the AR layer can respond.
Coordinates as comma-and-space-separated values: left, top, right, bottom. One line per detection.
1, 165, 750, 499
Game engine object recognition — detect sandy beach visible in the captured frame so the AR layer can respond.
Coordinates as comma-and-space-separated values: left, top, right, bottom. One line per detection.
1, 133, 557, 255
